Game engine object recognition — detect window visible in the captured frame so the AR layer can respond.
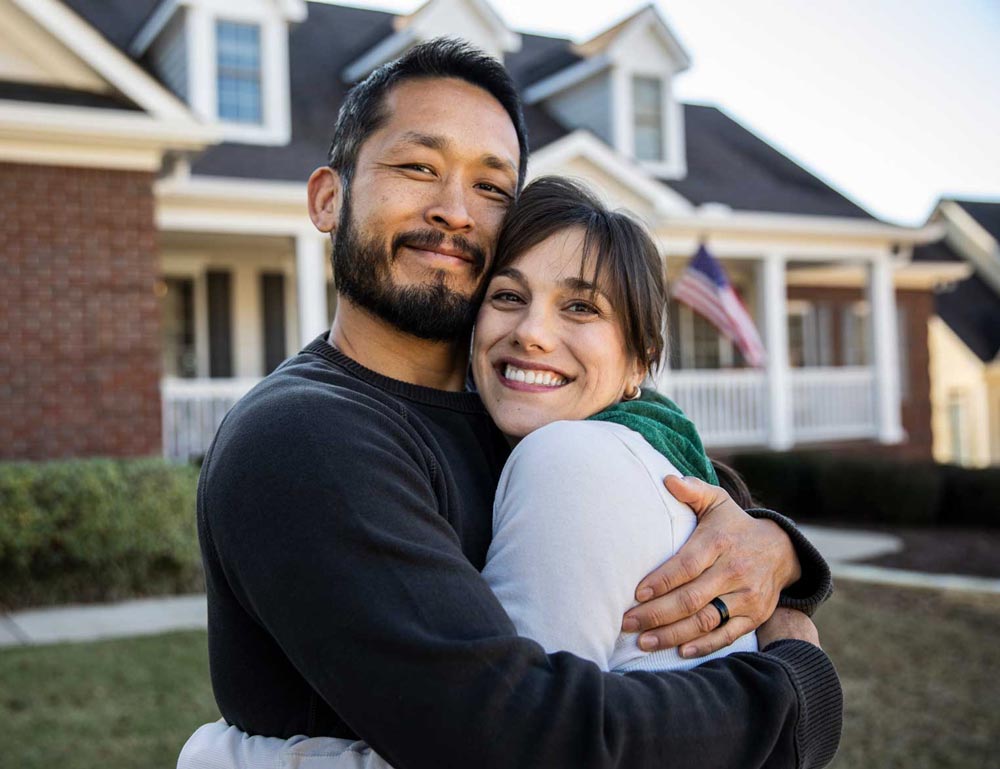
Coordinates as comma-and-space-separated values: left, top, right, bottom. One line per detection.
787, 301, 833, 368
947, 391, 968, 464
261, 273, 287, 375
216, 20, 262, 124
841, 302, 871, 366
632, 76, 663, 162
668, 302, 737, 370
159, 277, 196, 378
207, 270, 234, 378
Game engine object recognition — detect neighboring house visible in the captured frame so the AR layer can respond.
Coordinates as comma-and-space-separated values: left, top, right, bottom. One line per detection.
922, 199, 1000, 466
0, 0, 966, 463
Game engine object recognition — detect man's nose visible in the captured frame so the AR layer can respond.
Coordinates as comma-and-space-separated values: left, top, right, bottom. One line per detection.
425, 176, 474, 232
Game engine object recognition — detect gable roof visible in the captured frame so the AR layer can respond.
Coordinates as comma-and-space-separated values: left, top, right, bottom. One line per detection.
936, 274, 1000, 363
953, 199, 1000, 244
663, 104, 873, 219
50, 0, 879, 222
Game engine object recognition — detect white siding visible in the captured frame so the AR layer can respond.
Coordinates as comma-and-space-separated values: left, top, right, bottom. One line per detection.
149, 9, 188, 101
547, 71, 613, 145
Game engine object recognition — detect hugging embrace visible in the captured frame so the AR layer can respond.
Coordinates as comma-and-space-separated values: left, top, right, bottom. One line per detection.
180, 39, 842, 769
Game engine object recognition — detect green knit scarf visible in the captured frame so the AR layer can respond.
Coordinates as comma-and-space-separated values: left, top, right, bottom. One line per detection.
587, 389, 718, 485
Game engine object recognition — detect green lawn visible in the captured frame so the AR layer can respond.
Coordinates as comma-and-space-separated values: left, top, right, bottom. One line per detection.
2, 581, 998, 768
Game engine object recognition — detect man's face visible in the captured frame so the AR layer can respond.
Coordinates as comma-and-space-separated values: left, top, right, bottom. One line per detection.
332, 77, 521, 341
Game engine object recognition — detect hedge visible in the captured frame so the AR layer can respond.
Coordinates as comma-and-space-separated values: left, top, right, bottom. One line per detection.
0, 458, 202, 610
730, 451, 1000, 528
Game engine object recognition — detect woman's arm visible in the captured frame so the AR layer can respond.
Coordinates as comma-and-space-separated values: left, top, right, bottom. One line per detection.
482, 420, 704, 669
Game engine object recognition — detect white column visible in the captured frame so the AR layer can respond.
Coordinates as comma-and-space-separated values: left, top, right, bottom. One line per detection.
295, 232, 329, 347
762, 254, 793, 450
232, 261, 262, 377
867, 252, 904, 444
186, 6, 215, 121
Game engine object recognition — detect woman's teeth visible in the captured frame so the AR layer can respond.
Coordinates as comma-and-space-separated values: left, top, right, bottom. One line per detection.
503, 364, 567, 387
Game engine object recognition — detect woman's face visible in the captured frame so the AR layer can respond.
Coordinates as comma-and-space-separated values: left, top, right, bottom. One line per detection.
472, 227, 644, 441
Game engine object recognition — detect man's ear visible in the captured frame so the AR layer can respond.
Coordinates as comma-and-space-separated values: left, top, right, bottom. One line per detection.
308, 166, 342, 234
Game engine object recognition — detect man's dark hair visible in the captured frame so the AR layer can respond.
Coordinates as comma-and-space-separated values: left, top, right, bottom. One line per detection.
329, 38, 529, 190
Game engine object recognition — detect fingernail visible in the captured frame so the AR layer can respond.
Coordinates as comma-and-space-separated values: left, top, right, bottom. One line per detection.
639, 634, 659, 651
622, 616, 639, 632
680, 645, 696, 658
636, 587, 653, 601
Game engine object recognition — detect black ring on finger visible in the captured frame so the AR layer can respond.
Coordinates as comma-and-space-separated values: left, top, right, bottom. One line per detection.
710, 596, 730, 627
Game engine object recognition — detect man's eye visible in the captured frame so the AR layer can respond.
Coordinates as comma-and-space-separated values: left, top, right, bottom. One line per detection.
402, 164, 434, 174
476, 182, 512, 199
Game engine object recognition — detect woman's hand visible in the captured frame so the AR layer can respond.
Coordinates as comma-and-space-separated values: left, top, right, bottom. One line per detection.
621, 475, 801, 659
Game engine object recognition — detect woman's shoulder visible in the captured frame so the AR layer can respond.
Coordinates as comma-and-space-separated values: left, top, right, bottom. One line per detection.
511, 420, 679, 476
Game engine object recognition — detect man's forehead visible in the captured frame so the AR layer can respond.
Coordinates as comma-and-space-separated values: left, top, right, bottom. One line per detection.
373, 78, 519, 161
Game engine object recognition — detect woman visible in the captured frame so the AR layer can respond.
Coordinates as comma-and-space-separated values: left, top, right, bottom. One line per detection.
180, 177, 798, 768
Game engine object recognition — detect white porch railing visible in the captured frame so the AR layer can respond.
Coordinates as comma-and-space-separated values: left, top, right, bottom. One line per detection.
161, 377, 261, 461
660, 366, 878, 448
661, 370, 769, 447
790, 366, 877, 442
162, 366, 881, 460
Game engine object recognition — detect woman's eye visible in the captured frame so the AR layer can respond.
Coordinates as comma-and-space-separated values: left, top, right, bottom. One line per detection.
491, 290, 523, 304
566, 301, 598, 315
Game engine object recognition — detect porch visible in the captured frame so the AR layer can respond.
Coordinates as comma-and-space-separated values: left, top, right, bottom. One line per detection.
161, 366, 879, 460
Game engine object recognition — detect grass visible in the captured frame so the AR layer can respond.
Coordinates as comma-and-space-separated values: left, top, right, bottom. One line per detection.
1, 581, 998, 769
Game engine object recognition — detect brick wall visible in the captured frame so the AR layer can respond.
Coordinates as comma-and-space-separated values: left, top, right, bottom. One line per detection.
787, 284, 934, 460
0, 162, 162, 460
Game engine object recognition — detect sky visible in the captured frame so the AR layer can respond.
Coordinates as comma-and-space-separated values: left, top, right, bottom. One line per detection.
319, 0, 1000, 226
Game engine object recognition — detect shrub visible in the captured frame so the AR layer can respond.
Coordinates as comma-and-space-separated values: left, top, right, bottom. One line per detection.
730, 451, 995, 528
0, 458, 202, 610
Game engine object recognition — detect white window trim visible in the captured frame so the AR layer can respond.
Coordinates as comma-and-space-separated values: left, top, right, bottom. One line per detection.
611, 65, 685, 179
186, 3, 292, 145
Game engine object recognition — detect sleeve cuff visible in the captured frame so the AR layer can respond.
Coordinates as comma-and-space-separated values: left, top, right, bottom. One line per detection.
763, 639, 843, 769
747, 508, 833, 616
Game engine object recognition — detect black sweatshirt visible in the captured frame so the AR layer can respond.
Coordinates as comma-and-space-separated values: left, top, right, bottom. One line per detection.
198, 337, 842, 769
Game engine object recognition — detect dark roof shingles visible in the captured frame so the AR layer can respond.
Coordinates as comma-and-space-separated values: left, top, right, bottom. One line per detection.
954, 200, 1000, 243
664, 104, 873, 219
936, 274, 1000, 362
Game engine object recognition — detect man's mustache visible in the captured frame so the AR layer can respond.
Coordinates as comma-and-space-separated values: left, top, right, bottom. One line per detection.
392, 230, 487, 275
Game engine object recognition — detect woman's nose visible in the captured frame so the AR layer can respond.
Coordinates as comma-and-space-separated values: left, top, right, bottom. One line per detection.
512, 307, 555, 351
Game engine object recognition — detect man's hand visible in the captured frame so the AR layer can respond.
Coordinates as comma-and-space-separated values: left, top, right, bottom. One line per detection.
757, 607, 820, 649
621, 475, 801, 659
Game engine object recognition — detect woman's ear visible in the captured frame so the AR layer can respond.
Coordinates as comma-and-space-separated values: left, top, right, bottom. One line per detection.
308, 167, 342, 234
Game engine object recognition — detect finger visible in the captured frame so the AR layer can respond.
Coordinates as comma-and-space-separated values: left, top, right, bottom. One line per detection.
634, 533, 720, 602
663, 475, 730, 518
633, 590, 747, 651
627, 564, 732, 634
678, 615, 756, 659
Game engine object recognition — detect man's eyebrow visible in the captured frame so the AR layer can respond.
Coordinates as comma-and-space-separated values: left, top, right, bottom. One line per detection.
397, 131, 448, 151
480, 153, 518, 180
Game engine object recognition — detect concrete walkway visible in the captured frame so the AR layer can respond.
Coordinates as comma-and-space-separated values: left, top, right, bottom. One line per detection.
2, 525, 998, 648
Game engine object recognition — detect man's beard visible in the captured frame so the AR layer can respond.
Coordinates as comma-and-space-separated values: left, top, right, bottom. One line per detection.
331, 197, 487, 342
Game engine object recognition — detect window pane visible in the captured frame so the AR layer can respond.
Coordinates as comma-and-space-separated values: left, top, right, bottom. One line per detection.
216, 20, 262, 124
632, 76, 663, 161
159, 277, 196, 378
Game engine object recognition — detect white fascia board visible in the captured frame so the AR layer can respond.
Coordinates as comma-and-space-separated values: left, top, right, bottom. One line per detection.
156, 175, 311, 235
129, 0, 179, 56
528, 129, 692, 216
342, 28, 416, 83
660, 210, 943, 243
523, 54, 611, 104
787, 262, 973, 289
0, 100, 217, 146
156, 174, 307, 204
939, 200, 1000, 294
606, 6, 691, 73
10, 0, 201, 125
400, 0, 521, 52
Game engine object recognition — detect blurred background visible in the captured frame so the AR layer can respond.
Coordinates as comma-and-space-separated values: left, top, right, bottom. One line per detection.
1, 0, 998, 767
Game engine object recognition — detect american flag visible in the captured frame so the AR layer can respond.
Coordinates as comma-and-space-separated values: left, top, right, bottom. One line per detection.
671, 245, 768, 368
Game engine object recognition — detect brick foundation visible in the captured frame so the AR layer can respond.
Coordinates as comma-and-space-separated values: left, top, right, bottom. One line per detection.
0, 162, 162, 460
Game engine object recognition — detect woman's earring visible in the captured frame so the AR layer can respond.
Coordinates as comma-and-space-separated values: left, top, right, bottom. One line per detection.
624, 385, 641, 401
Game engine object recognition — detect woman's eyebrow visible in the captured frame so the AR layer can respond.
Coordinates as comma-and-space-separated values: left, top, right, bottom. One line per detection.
561, 276, 610, 302
494, 266, 526, 283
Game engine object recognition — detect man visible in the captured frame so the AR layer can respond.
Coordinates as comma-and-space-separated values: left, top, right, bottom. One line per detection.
194, 40, 840, 768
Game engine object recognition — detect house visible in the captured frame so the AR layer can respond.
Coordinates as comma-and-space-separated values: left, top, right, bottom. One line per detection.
923, 199, 1000, 466
0, 0, 967, 463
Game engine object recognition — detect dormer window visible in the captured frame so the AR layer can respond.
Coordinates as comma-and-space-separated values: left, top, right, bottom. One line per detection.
633, 76, 663, 162
216, 20, 263, 124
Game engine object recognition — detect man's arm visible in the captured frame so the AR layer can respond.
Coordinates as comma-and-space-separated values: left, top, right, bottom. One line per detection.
204, 398, 840, 769
623, 476, 833, 659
